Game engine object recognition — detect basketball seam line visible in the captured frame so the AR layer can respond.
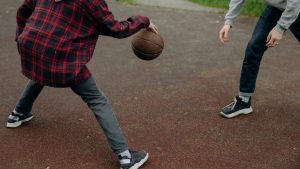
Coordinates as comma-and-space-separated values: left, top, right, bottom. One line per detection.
134, 36, 164, 49
131, 45, 162, 56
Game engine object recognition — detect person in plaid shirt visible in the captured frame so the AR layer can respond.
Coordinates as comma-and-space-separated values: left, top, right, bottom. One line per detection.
7, 0, 158, 168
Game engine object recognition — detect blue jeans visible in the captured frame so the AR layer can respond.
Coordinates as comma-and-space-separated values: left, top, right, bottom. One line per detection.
239, 6, 300, 96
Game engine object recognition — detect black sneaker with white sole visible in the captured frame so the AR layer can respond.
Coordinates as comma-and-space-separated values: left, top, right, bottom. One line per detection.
119, 150, 149, 169
220, 96, 253, 118
6, 111, 34, 128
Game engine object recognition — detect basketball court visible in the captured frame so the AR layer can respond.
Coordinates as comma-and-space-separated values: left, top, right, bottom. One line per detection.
0, 0, 299, 168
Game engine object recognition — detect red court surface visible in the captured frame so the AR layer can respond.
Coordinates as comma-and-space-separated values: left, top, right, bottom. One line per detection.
0, 1, 299, 168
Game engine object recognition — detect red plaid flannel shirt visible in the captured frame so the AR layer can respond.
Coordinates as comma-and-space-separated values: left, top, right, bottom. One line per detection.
16, 0, 150, 87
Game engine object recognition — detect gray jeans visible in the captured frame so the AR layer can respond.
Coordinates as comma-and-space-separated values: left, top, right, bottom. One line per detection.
15, 76, 128, 154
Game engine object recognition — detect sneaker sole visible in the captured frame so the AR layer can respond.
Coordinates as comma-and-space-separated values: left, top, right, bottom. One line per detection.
220, 107, 253, 118
6, 116, 34, 128
121, 153, 149, 169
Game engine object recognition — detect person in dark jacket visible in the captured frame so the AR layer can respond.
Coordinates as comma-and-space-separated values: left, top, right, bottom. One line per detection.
8, 0, 158, 168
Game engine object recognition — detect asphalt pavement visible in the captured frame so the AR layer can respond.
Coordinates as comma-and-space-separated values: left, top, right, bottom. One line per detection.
0, 0, 299, 169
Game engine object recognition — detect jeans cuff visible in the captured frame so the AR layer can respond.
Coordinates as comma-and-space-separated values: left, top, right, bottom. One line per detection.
14, 107, 30, 115
239, 92, 253, 97
115, 146, 129, 155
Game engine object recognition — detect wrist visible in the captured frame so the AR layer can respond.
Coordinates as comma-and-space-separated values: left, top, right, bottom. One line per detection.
224, 20, 233, 28
274, 24, 286, 34
144, 17, 150, 28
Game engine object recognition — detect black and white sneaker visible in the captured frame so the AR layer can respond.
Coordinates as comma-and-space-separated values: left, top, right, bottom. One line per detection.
220, 96, 253, 118
6, 111, 34, 128
119, 150, 149, 169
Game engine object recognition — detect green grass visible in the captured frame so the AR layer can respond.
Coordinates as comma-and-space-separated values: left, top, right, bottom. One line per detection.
189, 0, 265, 16
118, 0, 137, 4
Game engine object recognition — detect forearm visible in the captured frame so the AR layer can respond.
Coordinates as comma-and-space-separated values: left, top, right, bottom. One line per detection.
275, 0, 300, 32
224, 0, 245, 26
16, 0, 35, 42
85, 0, 150, 39
100, 15, 150, 39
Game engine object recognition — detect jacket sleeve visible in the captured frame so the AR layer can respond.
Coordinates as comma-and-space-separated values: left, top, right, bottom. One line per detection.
83, 0, 150, 39
224, 0, 245, 26
275, 0, 300, 32
15, 0, 36, 42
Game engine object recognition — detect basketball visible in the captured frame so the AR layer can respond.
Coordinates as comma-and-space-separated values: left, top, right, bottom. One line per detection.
131, 29, 164, 60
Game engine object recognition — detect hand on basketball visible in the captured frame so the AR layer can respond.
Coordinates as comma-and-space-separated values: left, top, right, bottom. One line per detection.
266, 28, 283, 48
219, 24, 231, 44
148, 21, 158, 34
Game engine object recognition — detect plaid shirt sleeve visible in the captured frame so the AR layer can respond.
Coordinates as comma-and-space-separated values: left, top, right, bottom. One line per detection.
15, 0, 36, 42
82, 0, 150, 39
